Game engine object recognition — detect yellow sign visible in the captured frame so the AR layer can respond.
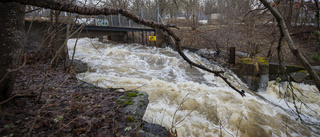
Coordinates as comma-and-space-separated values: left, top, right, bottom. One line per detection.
149, 36, 156, 41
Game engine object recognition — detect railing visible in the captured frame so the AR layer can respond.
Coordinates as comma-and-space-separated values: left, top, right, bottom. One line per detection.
25, 9, 161, 28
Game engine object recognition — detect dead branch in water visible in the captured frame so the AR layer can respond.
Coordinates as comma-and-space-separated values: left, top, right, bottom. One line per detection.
4, 0, 245, 96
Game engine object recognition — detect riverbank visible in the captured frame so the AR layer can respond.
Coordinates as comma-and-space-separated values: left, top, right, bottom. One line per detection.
0, 59, 167, 136
174, 25, 320, 66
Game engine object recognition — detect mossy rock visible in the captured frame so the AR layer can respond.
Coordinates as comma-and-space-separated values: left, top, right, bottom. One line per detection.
127, 116, 134, 122
126, 92, 138, 97
122, 91, 149, 120
290, 71, 310, 82
116, 91, 140, 106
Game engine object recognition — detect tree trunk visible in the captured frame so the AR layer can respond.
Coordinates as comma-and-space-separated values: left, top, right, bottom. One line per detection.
0, 2, 25, 101
260, 0, 320, 92
314, 0, 320, 56
285, 0, 294, 27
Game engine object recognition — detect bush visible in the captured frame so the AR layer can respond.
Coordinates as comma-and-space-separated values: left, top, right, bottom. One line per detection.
312, 53, 320, 61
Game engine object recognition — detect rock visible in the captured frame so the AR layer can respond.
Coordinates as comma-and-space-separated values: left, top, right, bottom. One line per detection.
122, 91, 149, 121
195, 49, 217, 59
117, 91, 169, 136
69, 59, 88, 73
141, 121, 168, 137
312, 66, 320, 72
290, 71, 310, 83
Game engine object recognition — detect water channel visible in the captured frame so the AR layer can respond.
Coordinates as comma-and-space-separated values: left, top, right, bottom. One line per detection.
68, 38, 320, 137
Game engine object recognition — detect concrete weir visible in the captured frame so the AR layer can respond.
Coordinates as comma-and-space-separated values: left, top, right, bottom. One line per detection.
230, 57, 269, 91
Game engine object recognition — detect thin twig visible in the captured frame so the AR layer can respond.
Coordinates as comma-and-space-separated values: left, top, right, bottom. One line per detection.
28, 68, 74, 137
0, 54, 27, 84
0, 93, 37, 105
171, 93, 190, 129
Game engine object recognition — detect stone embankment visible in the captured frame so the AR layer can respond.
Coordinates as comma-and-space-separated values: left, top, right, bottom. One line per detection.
185, 47, 320, 91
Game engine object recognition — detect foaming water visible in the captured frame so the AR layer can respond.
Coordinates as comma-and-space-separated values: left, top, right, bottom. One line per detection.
68, 38, 320, 137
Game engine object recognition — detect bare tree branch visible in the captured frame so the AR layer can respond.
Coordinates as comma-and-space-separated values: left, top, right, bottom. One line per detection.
260, 0, 320, 92
3, 0, 246, 96
0, 54, 27, 84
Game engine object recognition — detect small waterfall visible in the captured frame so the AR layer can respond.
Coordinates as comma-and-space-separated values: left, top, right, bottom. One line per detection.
68, 38, 320, 137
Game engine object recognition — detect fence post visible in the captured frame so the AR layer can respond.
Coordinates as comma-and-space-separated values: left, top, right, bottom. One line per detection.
229, 47, 235, 64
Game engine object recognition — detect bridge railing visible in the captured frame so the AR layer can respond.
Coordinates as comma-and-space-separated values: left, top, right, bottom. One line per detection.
25, 9, 159, 29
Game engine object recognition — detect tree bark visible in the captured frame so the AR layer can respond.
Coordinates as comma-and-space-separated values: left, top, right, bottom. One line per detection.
314, 0, 320, 56
260, 0, 320, 92
0, 2, 25, 101
1, 0, 245, 96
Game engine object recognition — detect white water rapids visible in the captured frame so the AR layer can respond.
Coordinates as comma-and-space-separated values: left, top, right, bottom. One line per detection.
68, 38, 320, 137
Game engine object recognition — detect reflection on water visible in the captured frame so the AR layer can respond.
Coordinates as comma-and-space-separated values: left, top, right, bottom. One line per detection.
68, 38, 320, 137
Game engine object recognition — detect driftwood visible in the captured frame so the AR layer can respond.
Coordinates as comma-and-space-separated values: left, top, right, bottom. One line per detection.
3, 0, 245, 96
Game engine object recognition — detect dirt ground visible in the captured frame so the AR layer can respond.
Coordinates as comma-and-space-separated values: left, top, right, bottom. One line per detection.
0, 60, 137, 136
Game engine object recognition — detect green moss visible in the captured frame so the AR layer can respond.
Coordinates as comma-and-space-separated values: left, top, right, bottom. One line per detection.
116, 91, 139, 106
139, 100, 144, 103
256, 57, 268, 65
239, 57, 268, 65
127, 116, 134, 122
118, 100, 133, 106
127, 101, 134, 105
239, 58, 254, 64
116, 99, 121, 104
298, 70, 320, 75
298, 70, 307, 73
288, 65, 304, 69
126, 92, 138, 97
139, 93, 144, 96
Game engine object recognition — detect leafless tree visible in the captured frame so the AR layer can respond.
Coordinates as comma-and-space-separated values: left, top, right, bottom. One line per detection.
0, 2, 25, 101
259, 0, 320, 91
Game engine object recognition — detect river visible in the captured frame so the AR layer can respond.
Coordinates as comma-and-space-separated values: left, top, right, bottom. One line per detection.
68, 38, 320, 137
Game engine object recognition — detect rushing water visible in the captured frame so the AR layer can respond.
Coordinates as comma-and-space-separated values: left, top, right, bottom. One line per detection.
68, 38, 320, 137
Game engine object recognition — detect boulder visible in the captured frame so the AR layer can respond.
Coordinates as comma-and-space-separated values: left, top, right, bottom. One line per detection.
290, 71, 310, 83
139, 121, 169, 137
312, 66, 320, 72
69, 59, 88, 73
122, 91, 149, 121
117, 91, 168, 136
